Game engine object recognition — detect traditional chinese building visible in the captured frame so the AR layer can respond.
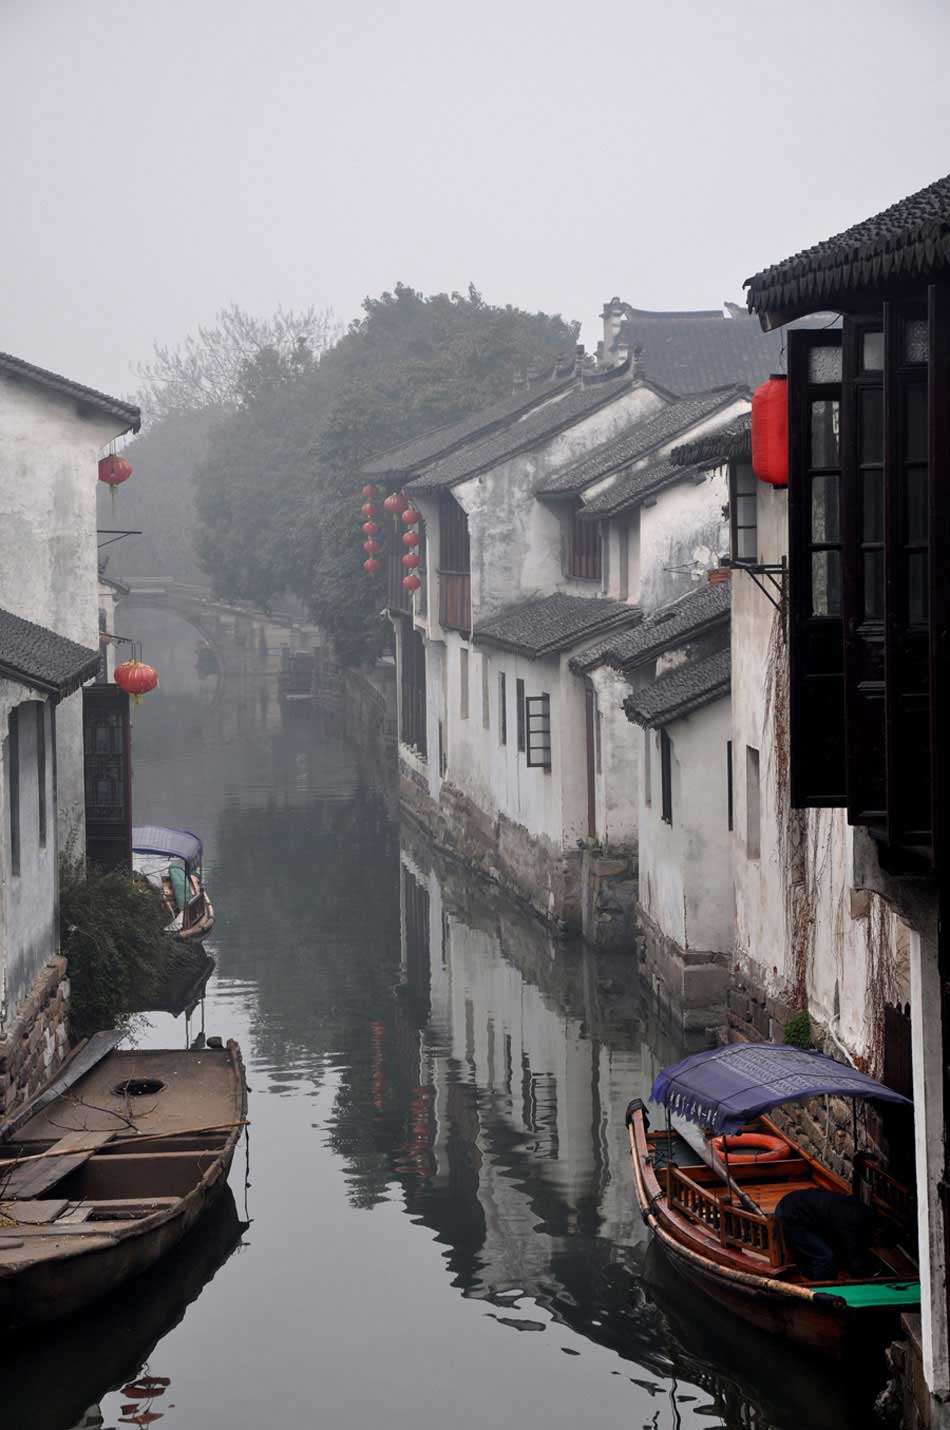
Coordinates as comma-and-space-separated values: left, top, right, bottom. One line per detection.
745, 172, 950, 1429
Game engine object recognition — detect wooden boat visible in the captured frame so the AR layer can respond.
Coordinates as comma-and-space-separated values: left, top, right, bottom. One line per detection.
132, 824, 215, 941
627, 1042, 920, 1354
0, 1040, 246, 1330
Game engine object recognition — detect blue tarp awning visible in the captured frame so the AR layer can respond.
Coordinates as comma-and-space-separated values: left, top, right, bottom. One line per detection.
132, 825, 203, 873
651, 1042, 912, 1135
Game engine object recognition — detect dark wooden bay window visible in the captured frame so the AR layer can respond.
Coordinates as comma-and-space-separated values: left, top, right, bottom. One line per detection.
787, 289, 950, 865
438, 493, 470, 634
788, 328, 846, 808
569, 504, 602, 581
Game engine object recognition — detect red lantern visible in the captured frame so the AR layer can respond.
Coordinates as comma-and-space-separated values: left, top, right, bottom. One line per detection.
401, 507, 421, 525
364, 558, 381, 574
362, 521, 379, 536
402, 530, 420, 548
383, 491, 408, 515
751, 375, 789, 487
402, 553, 420, 569
114, 659, 158, 704
98, 454, 132, 487
402, 573, 422, 591
363, 539, 381, 555
360, 502, 378, 519
362, 483, 380, 498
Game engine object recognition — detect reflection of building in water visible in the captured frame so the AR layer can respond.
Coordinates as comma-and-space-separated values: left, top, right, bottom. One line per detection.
398, 831, 652, 1295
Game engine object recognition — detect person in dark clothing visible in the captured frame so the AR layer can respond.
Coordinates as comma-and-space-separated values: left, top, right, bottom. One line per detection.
774, 1188, 877, 1280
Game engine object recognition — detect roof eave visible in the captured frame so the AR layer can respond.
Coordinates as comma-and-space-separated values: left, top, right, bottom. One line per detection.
624, 676, 731, 729
0, 652, 99, 699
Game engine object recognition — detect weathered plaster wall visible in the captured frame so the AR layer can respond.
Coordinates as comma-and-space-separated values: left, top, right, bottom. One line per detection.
588, 663, 637, 847
0, 376, 125, 850
447, 383, 666, 624
638, 696, 733, 956
0, 689, 58, 1022
730, 481, 908, 1064
637, 469, 729, 612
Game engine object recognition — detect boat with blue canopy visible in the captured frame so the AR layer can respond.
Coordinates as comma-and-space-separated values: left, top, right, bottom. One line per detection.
627, 1041, 919, 1353
132, 825, 215, 943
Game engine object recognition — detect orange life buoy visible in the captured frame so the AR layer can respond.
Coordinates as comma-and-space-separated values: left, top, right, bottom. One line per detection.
709, 1132, 790, 1164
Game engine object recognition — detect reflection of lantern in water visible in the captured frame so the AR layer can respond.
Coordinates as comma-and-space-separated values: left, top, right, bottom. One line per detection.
371, 1020, 386, 1111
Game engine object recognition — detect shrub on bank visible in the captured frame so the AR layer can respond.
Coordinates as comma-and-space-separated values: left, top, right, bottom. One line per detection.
60, 859, 171, 1040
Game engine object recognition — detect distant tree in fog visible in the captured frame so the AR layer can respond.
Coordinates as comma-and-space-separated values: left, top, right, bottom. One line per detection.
135, 303, 337, 421
193, 282, 579, 659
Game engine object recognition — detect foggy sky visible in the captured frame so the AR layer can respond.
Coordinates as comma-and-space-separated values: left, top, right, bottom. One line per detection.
3, 0, 950, 401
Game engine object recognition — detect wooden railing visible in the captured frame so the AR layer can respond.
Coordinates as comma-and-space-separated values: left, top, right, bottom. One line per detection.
859, 1157, 917, 1231
439, 572, 470, 634
667, 1167, 788, 1267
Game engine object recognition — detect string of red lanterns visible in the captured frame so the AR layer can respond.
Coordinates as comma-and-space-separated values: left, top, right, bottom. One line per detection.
401, 499, 422, 592
361, 484, 382, 573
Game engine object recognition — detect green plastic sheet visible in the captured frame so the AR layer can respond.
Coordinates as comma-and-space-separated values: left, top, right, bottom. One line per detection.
831, 1280, 920, 1309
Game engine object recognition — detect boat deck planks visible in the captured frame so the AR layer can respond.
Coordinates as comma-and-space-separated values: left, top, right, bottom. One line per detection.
0, 1131, 116, 1199
14, 1050, 238, 1144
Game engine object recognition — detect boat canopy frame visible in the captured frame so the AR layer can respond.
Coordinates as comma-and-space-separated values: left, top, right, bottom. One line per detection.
651, 1042, 912, 1135
132, 825, 204, 875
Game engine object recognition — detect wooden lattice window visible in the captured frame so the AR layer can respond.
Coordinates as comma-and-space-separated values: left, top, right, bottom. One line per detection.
7, 708, 19, 877
730, 463, 758, 564
569, 504, 602, 581
525, 694, 552, 770
660, 729, 672, 825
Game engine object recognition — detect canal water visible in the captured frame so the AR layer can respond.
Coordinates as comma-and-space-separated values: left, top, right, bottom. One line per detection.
3, 608, 881, 1429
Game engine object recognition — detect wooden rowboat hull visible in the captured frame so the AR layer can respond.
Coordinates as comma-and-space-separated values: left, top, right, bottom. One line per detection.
0, 1041, 246, 1332
627, 1104, 911, 1356
647, 1219, 848, 1352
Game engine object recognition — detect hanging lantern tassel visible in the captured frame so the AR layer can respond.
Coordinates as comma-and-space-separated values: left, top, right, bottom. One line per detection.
751, 374, 789, 487
114, 658, 159, 705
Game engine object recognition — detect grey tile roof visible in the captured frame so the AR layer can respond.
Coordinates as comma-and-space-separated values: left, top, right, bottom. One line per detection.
406, 361, 637, 494
0, 352, 141, 432
361, 369, 575, 479
536, 387, 747, 498
670, 412, 752, 468
578, 457, 708, 519
623, 647, 731, 727
0, 608, 100, 696
572, 581, 730, 672
609, 304, 789, 391
474, 592, 639, 658
745, 172, 950, 326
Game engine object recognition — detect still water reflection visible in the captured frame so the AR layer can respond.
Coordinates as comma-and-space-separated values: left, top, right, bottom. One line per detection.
0, 608, 876, 1429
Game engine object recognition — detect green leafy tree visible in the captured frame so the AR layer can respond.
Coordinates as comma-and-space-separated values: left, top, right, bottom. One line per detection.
193, 283, 579, 661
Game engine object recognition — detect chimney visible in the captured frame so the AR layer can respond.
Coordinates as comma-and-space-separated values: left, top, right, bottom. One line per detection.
631, 345, 645, 381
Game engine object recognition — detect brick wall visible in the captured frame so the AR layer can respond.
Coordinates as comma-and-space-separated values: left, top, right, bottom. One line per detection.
0, 957, 70, 1121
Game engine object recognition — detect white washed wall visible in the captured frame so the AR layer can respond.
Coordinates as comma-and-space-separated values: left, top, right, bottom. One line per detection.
0, 376, 126, 851
638, 696, 734, 954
